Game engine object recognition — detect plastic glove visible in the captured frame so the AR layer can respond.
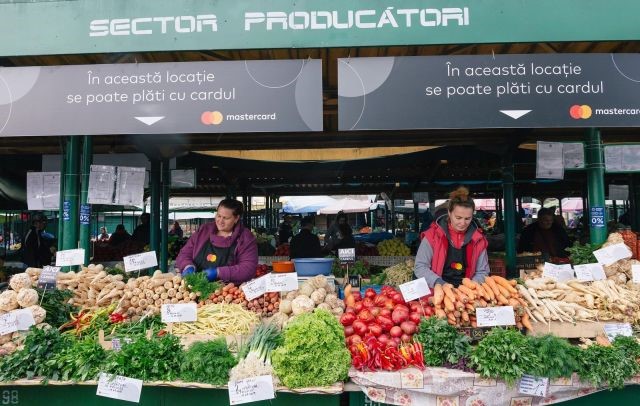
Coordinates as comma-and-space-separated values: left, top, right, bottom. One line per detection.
204, 267, 218, 281
182, 265, 196, 276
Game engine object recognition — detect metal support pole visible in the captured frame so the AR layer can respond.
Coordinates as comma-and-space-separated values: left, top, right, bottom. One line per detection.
79, 136, 92, 265
413, 202, 419, 232
160, 159, 170, 273
632, 175, 640, 231
57, 140, 67, 251
502, 154, 517, 278
585, 128, 607, 244
62, 137, 80, 252
150, 159, 161, 256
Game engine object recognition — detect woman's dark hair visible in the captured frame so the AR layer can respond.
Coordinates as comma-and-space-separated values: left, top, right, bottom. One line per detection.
218, 198, 244, 217
338, 223, 352, 237
447, 186, 475, 212
537, 207, 555, 218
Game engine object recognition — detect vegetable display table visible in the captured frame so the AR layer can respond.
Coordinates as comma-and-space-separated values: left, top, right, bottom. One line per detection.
348, 367, 640, 406
0, 381, 342, 406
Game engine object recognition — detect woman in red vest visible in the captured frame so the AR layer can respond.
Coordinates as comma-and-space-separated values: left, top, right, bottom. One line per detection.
414, 187, 489, 288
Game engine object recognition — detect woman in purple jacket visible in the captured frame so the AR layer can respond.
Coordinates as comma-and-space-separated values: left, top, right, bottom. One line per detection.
176, 199, 258, 284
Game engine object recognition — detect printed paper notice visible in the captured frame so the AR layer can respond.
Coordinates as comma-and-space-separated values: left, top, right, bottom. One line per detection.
542, 263, 573, 282
632, 264, 640, 284
593, 243, 631, 266
519, 374, 549, 397
123, 251, 158, 272
228, 375, 275, 405
476, 306, 516, 327
563, 143, 584, 169
161, 303, 197, 323
27, 172, 61, 210
266, 272, 298, 292
55, 249, 85, 266
399, 278, 431, 302
603, 323, 633, 342
0, 313, 18, 336
573, 263, 605, 282
87, 165, 116, 205
96, 373, 143, 403
12, 309, 35, 331
115, 166, 145, 207
242, 275, 267, 301
536, 141, 564, 180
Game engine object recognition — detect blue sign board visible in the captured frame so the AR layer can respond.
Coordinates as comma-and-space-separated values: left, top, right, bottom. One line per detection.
80, 204, 91, 225
590, 206, 605, 228
63, 200, 71, 222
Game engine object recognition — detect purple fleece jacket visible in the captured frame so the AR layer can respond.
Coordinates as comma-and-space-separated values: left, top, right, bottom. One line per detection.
175, 221, 258, 284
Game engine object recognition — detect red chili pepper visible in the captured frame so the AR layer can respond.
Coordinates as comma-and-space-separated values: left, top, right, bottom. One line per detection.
109, 312, 126, 324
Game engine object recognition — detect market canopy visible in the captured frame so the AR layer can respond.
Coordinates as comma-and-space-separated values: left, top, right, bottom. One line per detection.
317, 198, 374, 214
282, 195, 337, 214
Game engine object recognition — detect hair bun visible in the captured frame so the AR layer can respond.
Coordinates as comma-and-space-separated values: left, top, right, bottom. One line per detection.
449, 186, 470, 201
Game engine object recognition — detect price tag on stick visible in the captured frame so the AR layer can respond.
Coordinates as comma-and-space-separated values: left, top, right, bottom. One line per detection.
38, 265, 60, 289
519, 374, 549, 397
123, 251, 158, 273
476, 306, 516, 327
161, 303, 197, 323
55, 249, 85, 266
241, 275, 267, 301
0, 313, 18, 336
96, 373, 143, 403
228, 375, 275, 405
399, 278, 431, 302
266, 272, 298, 292
338, 248, 355, 264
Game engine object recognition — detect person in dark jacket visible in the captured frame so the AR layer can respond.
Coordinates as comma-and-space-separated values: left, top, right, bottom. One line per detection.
108, 224, 131, 247
22, 213, 53, 268
414, 187, 489, 288
290, 216, 322, 259
131, 213, 151, 245
330, 223, 356, 254
518, 207, 570, 258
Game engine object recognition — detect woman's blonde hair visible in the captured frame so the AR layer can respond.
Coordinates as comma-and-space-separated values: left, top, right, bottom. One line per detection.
447, 186, 475, 212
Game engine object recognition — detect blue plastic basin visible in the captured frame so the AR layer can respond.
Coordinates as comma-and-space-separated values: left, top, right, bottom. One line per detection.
291, 258, 334, 276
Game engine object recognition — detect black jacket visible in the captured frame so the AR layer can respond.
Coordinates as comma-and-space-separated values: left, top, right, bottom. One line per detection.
22, 227, 53, 267
290, 229, 322, 259
518, 222, 570, 257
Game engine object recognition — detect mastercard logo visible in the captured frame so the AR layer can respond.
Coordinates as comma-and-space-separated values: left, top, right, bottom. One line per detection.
569, 105, 592, 120
206, 254, 217, 263
201, 111, 223, 125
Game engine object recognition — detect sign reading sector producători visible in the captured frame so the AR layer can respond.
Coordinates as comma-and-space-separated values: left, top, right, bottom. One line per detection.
338, 54, 640, 130
1, 1, 639, 57
0, 60, 322, 137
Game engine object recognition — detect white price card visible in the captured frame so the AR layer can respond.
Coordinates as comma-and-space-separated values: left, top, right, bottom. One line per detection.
266, 272, 299, 292
519, 374, 549, 397
55, 248, 85, 266
123, 251, 158, 272
593, 243, 631, 266
476, 306, 516, 327
399, 278, 431, 302
96, 373, 143, 403
542, 263, 573, 282
0, 313, 18, 336
603, 323, 633, 342
38, 265, 60, 289
11, 309, 35, 331
228, 375, 275, 405
573, 263, 606, 282
161, 303, 197, 323
241, 275, 267, 301
632, 264, 640, 284
338, 248, 356, 263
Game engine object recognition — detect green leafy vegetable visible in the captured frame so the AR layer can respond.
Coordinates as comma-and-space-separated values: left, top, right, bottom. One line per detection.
0, 326, 71, 382
577, 342, 639, 389
528, 334, 579, 379
103, 334, 183, 382
35, 287, 77, 328
566, 241, 601, 265
415, 317, 470, 366
184, 272, 222, 299
180, 339, 237, 385
470, 328, 540, 386
271, 310, 350, 388
46, 338, 107, 382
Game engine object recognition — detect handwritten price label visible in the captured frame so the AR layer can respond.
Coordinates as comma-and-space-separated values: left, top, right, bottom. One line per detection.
123, 251, 158, 272
241, 276, 267, 301
96, 373, 142, 403
399, 279, 431, 302
519, 374, 549, 397
161, 303, 197, 323
228, 375, 275, 405
266, 272, 298, 292
476, 306, 516, 327
55, 249, 85, 266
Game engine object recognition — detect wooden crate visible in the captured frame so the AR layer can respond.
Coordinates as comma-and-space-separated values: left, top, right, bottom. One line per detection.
528, 321, 605, 338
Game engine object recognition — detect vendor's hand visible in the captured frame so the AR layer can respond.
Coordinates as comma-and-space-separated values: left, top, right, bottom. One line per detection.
204, 267, 218, 281
182, 265, 196, 276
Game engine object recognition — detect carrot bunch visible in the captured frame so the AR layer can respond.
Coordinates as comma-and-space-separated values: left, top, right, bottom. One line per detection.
430, 276, 533, 331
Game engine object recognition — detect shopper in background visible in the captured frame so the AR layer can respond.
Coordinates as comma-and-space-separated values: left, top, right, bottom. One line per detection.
414, 187, 489, 288
278, 215, 293, 244
518, 207, 570, 258
131, 213, 151, 245
176, 199, 258, 284
22, 213, 53, 268
289, 216, 322, 259
329, 223, 356, 255
108, 224, 131, 247
169, 221, 184, 238
98, 227, 109, 242
325, 211, 348, 248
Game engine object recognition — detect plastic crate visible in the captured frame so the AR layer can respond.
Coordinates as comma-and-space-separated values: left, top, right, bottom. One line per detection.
257, 256, 290, 265
360, 256, 413, 267
516, 255, 544, 270
488, 258, 506, 278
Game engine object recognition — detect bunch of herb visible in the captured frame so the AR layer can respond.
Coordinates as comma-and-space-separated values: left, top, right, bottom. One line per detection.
415, 317, 470, 366
45, 338, 107, 382
104, 334, 183, 382
612, 336, 640, 360
104, 267, 129, 281
566, 241, 601, 265
271, 309, 350, 388
35, 287, 77, 328
180, 339, 237, 385
528, 334, 580, 379
231, 323, 282, 383
111, 314, 163, 337
577, 342, 639, 389
470, 328, 540, 386
0, 326, 71, 381
184, 272, 221, 299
